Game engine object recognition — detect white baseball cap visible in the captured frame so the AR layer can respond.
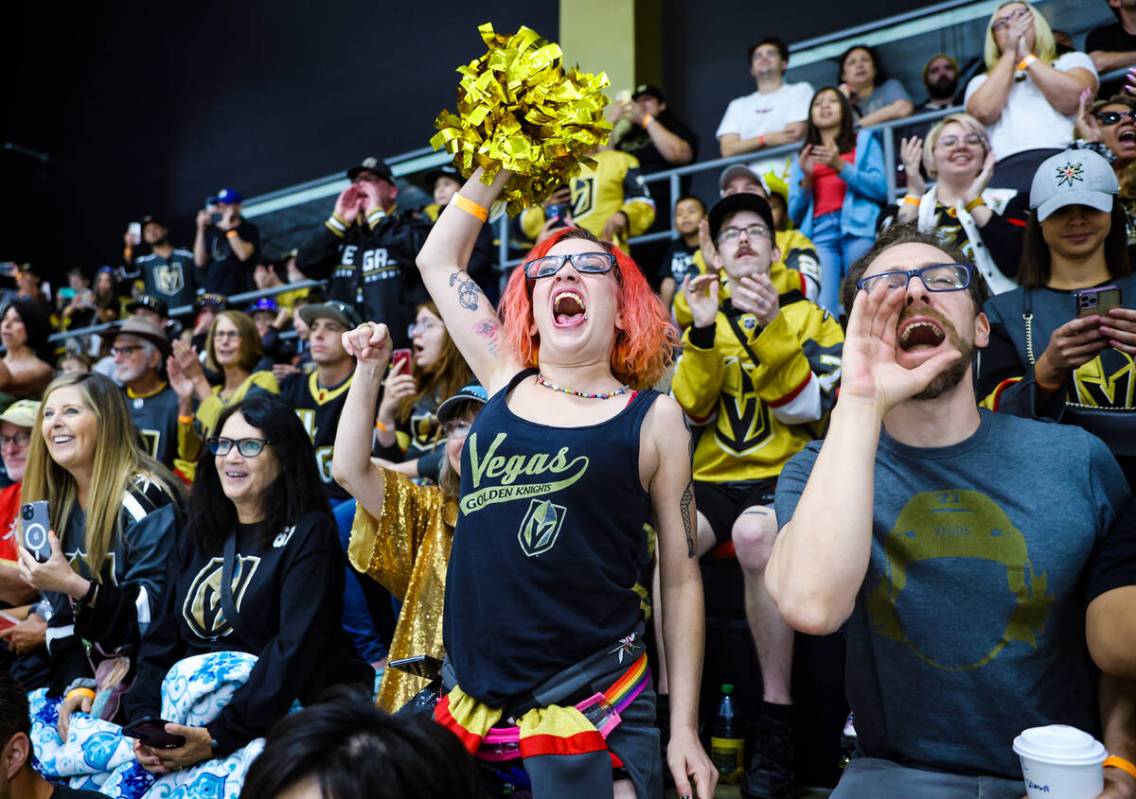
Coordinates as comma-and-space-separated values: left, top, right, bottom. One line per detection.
1030, 149, 1117, 222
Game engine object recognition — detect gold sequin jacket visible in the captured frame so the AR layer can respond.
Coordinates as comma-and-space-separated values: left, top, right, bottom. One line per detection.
348, 468, 456, 712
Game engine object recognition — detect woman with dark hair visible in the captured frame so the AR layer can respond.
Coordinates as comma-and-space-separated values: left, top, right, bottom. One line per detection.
374, 300, 473, 482
239, 688, 487, 799
978, 148, 1136, 486
0, 298, 54, 399
168, 310, 279, 481
789, 87, 887, 316
117, 395, 371, 790
92, 266, 122, 324
837, 44, 914, 127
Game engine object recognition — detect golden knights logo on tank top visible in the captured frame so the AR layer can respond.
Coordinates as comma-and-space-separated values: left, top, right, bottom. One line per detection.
182, 555, 261, 639
1071, 349, 1135, 408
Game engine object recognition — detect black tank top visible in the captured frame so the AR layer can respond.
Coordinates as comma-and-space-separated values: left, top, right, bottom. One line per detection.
443, 369, 659, 705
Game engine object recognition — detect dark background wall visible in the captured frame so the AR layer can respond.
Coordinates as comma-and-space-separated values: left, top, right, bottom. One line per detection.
0, 2, 557, 279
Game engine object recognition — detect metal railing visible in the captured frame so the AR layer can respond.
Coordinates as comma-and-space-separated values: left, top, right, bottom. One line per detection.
45, 279, 326, 343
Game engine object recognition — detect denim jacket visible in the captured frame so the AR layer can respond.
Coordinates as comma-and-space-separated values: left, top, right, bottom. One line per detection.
789, 128, 887, 240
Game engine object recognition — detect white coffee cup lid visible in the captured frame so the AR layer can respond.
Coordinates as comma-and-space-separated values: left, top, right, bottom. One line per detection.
1013, 725, 1107, 767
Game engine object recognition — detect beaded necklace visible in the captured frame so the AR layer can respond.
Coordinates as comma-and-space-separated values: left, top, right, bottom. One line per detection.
535, 374, 630, 400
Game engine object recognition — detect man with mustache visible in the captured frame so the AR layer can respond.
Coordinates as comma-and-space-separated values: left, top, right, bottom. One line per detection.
765, 225, 1135, 797
672, 193, 843, 799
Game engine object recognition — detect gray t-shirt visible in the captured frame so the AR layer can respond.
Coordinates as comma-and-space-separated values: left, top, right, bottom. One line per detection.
855, 78, 911, 118
775, 409, 1129, 778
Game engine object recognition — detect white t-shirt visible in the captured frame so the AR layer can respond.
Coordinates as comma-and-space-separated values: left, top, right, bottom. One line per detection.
716, 81, 814, 188
964, 51, 1098, 161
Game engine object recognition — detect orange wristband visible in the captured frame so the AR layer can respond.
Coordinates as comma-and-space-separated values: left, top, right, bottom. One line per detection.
1017, 54, 1037, 71
375, 419, 390, 432
903, 194, 921, 207
452, 194, 488, 222
1105, 756, 1136, 780
66, 687, 96, 703
225, 229, 239, 238
178, 414, 194, 425
642, 114, 654, 128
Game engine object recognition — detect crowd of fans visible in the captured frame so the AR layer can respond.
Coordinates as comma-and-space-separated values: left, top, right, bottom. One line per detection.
2, 2, 1136, 798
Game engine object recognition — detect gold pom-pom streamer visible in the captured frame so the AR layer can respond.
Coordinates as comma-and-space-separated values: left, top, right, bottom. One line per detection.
429, 23, 612, 215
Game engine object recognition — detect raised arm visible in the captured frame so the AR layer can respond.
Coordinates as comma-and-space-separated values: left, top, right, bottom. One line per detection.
332, 323, 392, 520
415, 167, 519, 392
966, 55, 1017, 125
1024, 62, 1097, 116
765, 283, 964, 634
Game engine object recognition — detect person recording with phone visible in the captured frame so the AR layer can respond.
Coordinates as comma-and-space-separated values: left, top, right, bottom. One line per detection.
13, 374, 183, 767
978, 148, 1136, 487
194, 188, 260, 297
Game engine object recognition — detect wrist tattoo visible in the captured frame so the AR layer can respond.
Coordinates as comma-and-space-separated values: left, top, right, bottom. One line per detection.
449, 271, 483, 311
680, 479, 696, 558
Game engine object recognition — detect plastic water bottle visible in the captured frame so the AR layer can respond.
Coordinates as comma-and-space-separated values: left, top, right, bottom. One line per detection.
711, 683, 745, 784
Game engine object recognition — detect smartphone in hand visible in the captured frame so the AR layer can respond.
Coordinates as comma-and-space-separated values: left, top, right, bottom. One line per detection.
1074, 286, 1122, 318
20, 501, 51, 564
122, 717, 186, 749
390, 348, 412, 374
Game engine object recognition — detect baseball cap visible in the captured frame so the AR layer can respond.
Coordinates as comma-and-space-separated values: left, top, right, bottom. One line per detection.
423, 164, 462, 189
139, 214, 165, 229
631, 84, 666, 103
719, 164, 764, 194
708, 193, 776, 242
194, 293, 230, 311
0, 399, 40, 428
436, 384, 489, 424
247, 297, 279, 314
298, 300, 363, 330
1030, 149, 1117, 222
215, 188, 243, 205
113, 316, 172, 357
347, 156, 395, 183
127, 295, 169, 319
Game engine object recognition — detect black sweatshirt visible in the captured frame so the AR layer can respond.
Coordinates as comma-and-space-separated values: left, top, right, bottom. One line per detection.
122, 511, 371, 755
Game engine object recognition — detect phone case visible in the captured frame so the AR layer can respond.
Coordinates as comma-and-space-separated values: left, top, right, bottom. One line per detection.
21, 501, 51, 564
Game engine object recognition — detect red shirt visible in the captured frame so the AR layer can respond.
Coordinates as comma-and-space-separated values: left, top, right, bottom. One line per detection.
812, 148, 856, 218
0, 483, 20, 567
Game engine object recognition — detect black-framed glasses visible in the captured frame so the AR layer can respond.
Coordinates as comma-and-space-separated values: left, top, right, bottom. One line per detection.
110, 345, 143, 357
717, 224, 771, 246
856, 263, 973, 294
1097, 110, 1136, 126
523, 252, 617, 280
0, 432, 30, 449
207, 437, 271, 457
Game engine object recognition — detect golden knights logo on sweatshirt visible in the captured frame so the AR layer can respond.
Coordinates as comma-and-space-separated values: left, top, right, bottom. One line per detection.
183, 555, 261, 639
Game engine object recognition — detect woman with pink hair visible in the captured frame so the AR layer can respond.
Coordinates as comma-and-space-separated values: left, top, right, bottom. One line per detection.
344, 165, 715, 799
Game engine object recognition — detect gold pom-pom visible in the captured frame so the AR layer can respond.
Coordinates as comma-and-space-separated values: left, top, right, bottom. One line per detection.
430, 23, 612, 215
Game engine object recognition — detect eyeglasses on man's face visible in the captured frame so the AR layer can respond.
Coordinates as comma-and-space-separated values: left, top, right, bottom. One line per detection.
856, 263, 973, 294
208, 437, 271, 457
0, 432, 30, 449
111, 345, 144, 358
717, 224, 771, 247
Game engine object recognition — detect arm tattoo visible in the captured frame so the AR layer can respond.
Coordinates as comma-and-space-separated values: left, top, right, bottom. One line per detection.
474, 318, 501, 357
680, 479, 696, 558
449, 271, 484, 311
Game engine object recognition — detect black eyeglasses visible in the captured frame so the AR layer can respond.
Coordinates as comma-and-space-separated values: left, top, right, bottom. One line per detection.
1097, 110, 1136, 126
857, 263, 973, 294
110, 345, 143, 357
207, 437, 271, 457
0, 432, 30, 449
523, 252, 617, 280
